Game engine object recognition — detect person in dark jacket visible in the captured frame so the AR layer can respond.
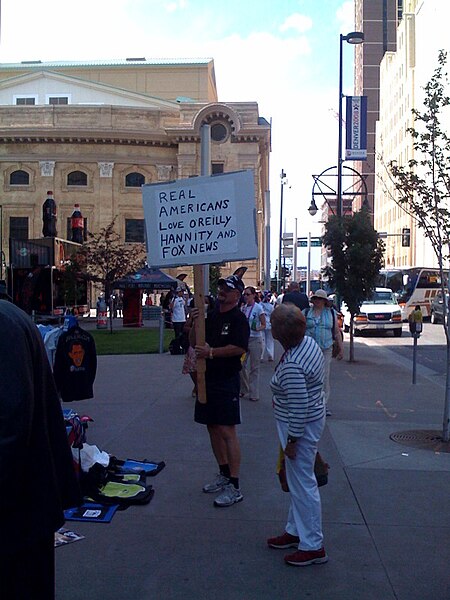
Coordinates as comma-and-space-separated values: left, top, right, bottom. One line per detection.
0, 300, 81, 599
53, 322, 97, 402
282, 281, 309, 311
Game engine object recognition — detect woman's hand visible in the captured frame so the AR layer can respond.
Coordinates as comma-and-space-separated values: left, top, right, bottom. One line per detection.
284, 441, 297, 459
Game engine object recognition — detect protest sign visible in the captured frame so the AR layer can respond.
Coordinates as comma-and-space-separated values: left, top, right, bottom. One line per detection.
142, 170, 257, 267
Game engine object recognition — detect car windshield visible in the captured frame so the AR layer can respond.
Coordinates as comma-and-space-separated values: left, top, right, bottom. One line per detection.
362, 291, 396, 305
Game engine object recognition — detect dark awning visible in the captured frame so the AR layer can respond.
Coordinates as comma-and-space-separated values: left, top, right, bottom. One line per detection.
113, 267, 178, 290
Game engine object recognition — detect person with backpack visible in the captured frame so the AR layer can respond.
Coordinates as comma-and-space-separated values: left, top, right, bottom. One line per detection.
302, 289, 343, 416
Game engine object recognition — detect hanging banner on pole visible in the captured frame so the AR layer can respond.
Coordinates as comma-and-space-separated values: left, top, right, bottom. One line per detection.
345, 96, 367, 160
142, 170, 257, 267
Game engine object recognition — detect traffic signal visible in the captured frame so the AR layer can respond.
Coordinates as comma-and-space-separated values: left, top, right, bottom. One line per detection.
402, 228, 411, 247
281, 266, 290, 279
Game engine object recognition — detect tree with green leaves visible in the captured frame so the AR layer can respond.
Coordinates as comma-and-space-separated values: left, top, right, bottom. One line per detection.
322, 208, 384, 362
76, 218, 146, 300
208, 264, 222, 295
58, 257, 87, 308
383, 50, 450, 441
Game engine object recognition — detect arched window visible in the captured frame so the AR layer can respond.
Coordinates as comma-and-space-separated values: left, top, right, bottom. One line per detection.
125, 172, 145, 187
10, 170, 30, 185
67, 171, 87, 186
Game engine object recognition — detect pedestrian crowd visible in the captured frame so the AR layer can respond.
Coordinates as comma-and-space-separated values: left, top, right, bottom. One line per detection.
0, 273, 344, 600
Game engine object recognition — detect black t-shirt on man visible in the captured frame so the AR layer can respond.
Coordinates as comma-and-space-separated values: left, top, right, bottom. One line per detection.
205, 306, 249, 379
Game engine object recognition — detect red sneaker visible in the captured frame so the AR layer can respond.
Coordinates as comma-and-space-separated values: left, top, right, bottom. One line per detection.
267, 532, 300, 549
284, 547, 328, 566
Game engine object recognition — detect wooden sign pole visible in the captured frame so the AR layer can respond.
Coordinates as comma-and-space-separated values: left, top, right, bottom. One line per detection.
193, 264, 207, 404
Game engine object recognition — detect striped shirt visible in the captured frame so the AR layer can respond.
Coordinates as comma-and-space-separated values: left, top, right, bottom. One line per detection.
270, 336, 325, 438
303, 307, 334, 350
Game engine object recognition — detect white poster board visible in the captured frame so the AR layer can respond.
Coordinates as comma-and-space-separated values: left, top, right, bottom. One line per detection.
142, 170, 258, 267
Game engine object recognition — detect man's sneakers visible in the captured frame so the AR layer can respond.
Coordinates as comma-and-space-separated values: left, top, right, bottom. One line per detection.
202, 474, 243, 507
267, 532, 300, 549
213, 483, 243, 507
202, 473, 229, 494
284, 547, 328, 567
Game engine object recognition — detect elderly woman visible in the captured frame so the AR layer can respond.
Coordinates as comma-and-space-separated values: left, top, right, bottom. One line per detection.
267, 303, 328, 567
303, 289, 343, 416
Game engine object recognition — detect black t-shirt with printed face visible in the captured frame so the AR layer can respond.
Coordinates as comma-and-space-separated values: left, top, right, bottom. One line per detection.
205, 306, 249, 378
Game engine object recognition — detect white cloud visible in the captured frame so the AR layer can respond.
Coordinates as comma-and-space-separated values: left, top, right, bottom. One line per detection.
336, 1, 355, 33
279, 13, 313, 34
165, 0, 188, 12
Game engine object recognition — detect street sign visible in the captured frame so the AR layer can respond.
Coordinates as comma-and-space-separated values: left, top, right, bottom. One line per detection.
297, 237, 321, 247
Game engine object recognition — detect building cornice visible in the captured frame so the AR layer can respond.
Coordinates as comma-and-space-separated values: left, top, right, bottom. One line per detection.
0, 130, 177, 147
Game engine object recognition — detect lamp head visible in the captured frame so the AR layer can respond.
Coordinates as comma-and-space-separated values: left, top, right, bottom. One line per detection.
308, 199, 318, 217
343, 31, 364, 44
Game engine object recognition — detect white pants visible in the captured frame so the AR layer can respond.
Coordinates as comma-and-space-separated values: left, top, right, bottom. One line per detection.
261, 329, 274, 361
322, 347, 332, 407
276, 415, 326, 551
240, 336, 263, 400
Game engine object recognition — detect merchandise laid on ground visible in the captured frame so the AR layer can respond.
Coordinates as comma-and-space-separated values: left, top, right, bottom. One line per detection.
59, 409, 165, 539
54, 528, 85, 548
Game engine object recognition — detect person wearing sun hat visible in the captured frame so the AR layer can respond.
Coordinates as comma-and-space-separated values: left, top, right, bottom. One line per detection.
302, 289, 343, 416
190, 274, 249, 507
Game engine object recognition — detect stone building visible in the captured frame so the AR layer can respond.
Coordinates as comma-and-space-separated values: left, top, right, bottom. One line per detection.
0, 58, 270, 302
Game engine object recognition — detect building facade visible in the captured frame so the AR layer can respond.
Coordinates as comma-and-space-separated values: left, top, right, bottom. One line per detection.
374, 0, 450, 268
0, 58, 271, 299
354, 0, 401, 214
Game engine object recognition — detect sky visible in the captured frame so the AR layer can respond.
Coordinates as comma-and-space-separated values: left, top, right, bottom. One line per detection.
0, 0, 355, 275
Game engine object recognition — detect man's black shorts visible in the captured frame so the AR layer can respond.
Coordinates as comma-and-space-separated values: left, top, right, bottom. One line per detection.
194, 373, 241, 426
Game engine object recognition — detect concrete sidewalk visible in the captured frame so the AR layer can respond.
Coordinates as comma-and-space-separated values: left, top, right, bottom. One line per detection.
56, 338, 450, 600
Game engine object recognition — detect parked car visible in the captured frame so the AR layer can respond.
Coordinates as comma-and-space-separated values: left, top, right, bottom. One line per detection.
430, 289, 449, 324
342, 288, 403, 336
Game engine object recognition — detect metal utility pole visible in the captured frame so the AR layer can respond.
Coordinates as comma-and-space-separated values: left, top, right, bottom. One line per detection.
277, 169, 287, 293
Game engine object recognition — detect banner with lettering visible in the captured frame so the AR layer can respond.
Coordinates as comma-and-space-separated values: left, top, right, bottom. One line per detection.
345, 95, 367, 160
142, 170, 258, 267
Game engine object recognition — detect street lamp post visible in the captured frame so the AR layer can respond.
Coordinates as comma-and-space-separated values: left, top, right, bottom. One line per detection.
277, 169, 287, 293
0, 204, 3, 281
337, 31, 364, 218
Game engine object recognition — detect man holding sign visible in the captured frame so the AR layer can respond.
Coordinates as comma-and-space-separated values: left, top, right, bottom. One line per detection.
191, 275, 249, 507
